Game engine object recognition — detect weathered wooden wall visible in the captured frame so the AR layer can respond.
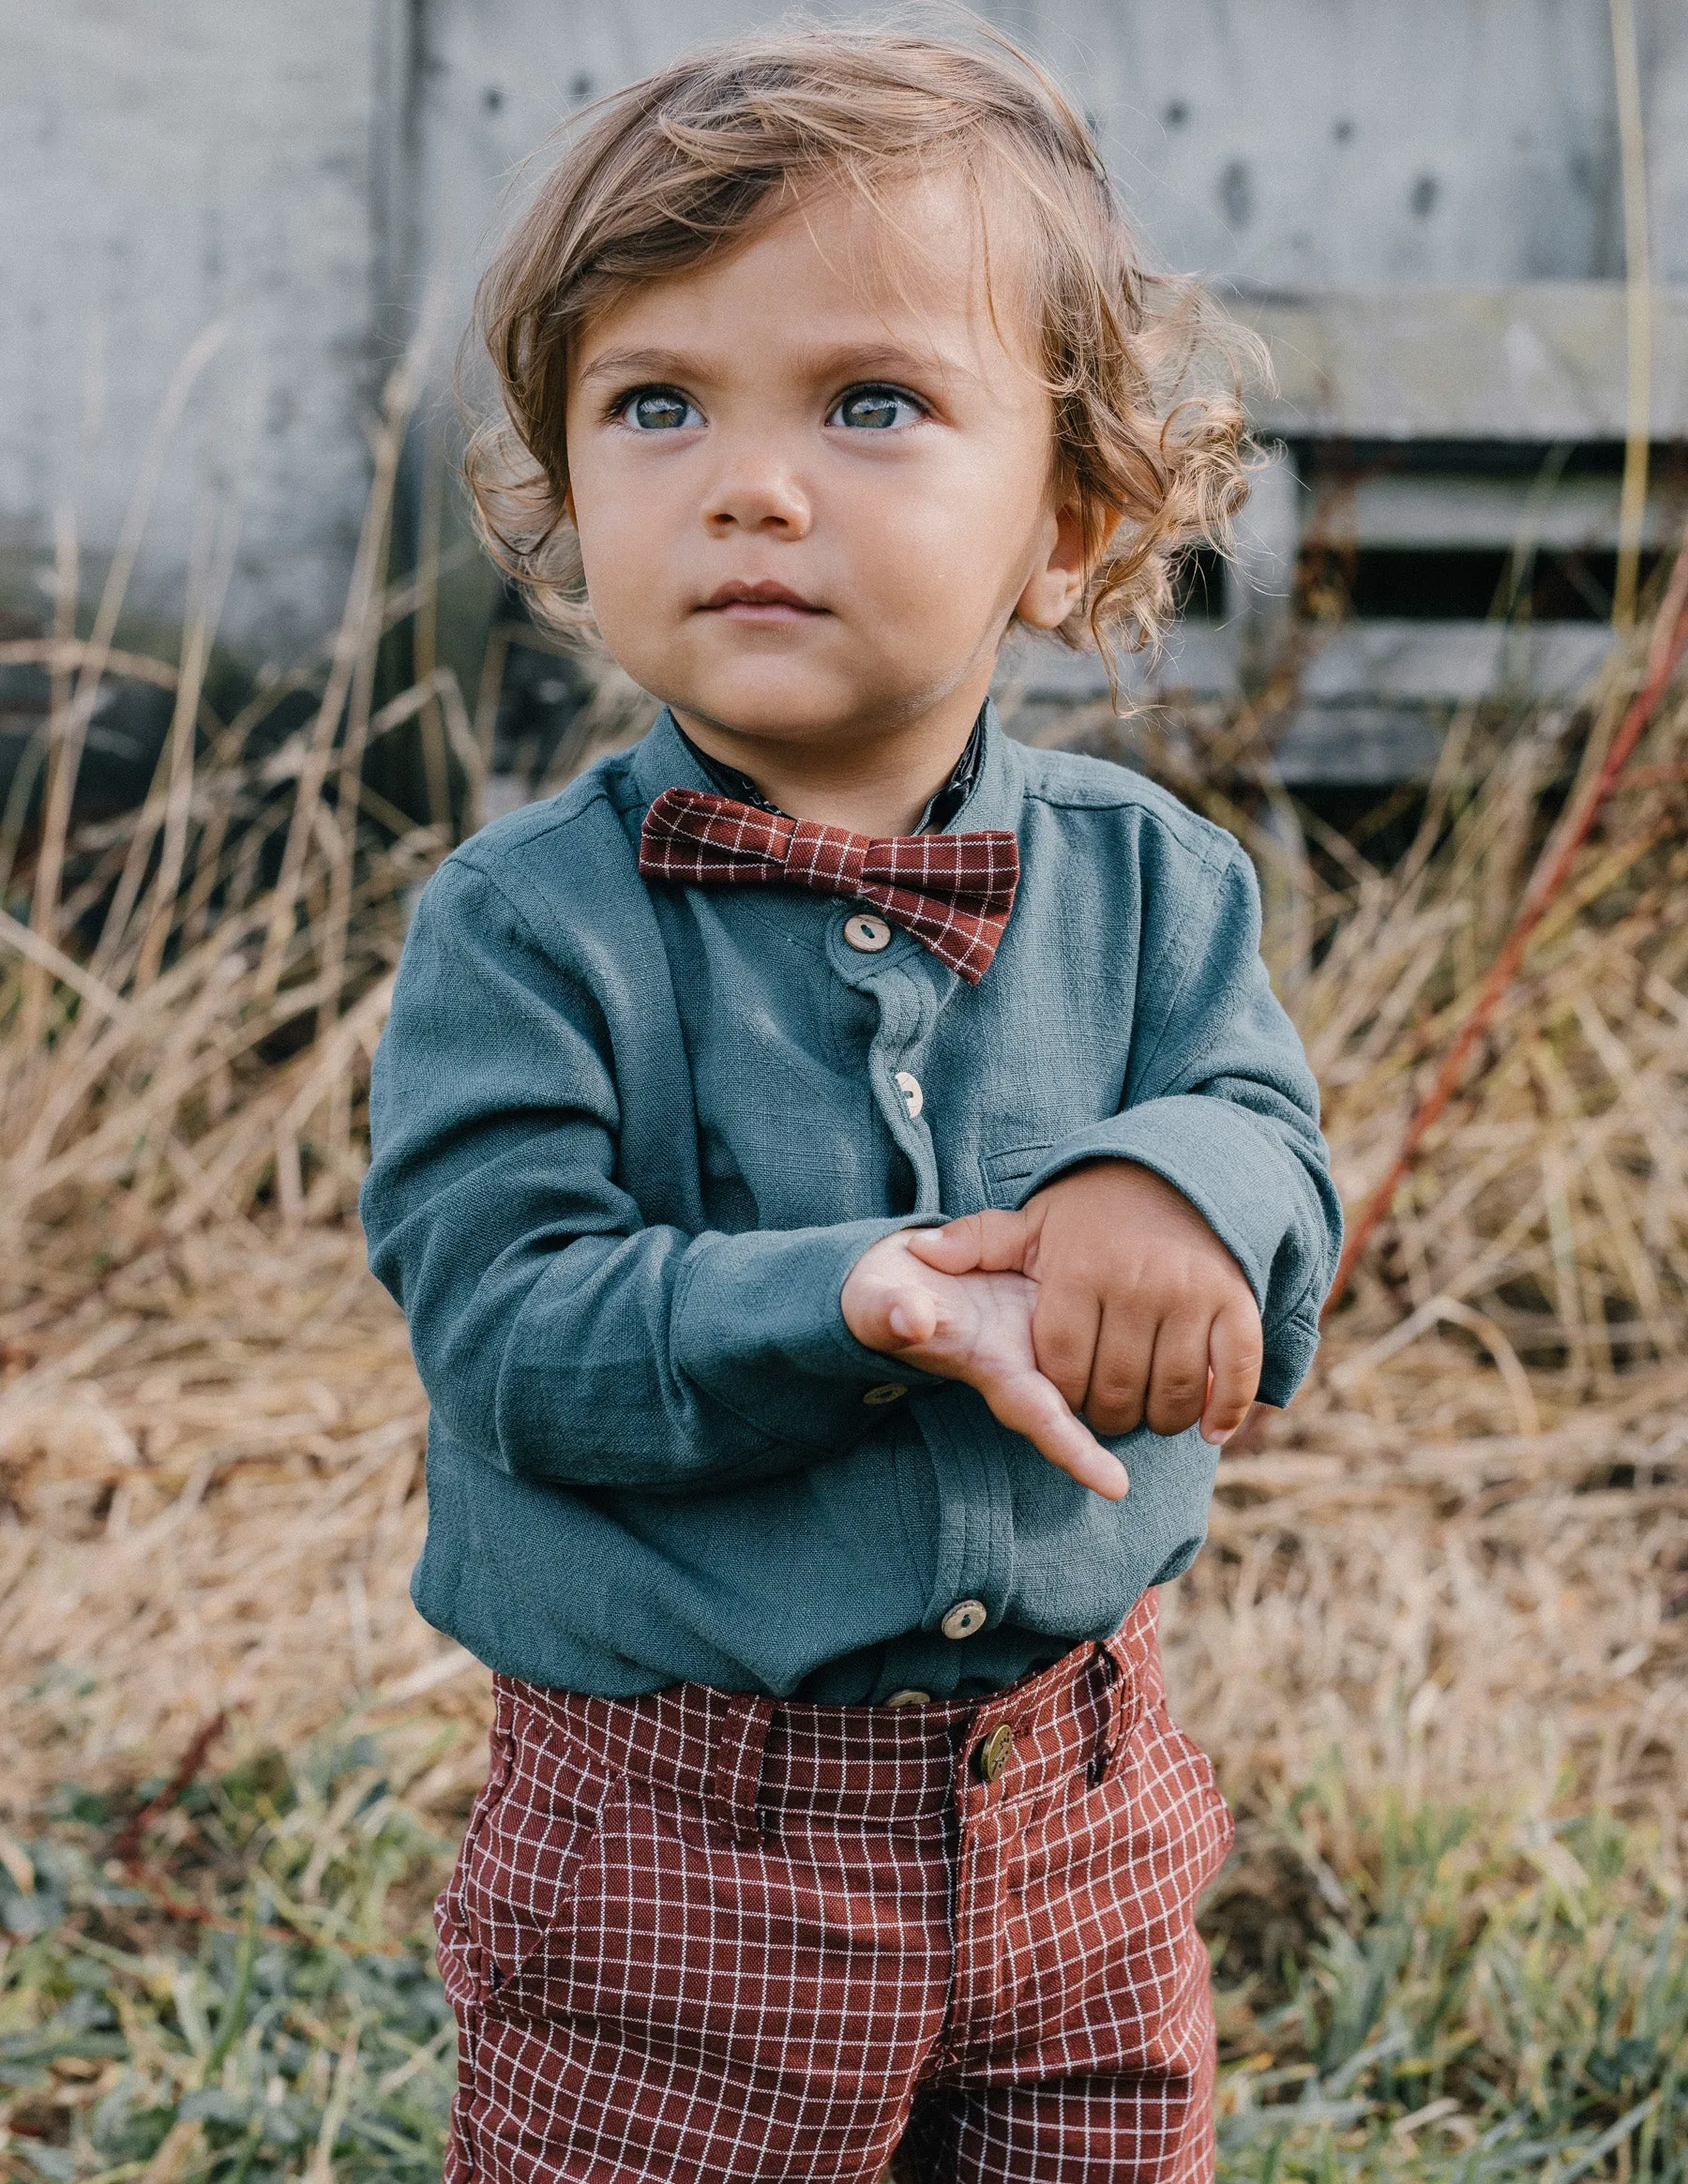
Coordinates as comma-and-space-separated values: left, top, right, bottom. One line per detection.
406, 0, 1688, 432
3, 0, 1684, 718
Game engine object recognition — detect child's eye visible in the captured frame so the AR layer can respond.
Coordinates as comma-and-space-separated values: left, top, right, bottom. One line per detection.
827, 384, 925, 431
617, 387, 703, 431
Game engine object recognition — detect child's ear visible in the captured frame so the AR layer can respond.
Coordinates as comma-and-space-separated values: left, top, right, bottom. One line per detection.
1014, 491, 1091, 632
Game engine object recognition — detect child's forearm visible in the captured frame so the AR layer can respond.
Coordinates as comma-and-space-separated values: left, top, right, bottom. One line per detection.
367, 1200, 938, 1493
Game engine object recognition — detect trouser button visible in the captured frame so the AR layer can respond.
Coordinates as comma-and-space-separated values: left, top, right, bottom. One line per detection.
974, 1724, 1015, 1782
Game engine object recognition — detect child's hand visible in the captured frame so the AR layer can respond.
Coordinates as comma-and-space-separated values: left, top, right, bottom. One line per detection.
841, 1230, 1129, 1499
904, 1163, 1262, 1445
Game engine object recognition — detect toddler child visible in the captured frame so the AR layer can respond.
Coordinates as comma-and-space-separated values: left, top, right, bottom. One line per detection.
362, 24, 1341, 2183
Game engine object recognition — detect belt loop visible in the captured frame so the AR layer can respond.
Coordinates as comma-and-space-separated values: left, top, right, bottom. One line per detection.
708, 1694, 774, 1849
1090, 1630, 1138, 1786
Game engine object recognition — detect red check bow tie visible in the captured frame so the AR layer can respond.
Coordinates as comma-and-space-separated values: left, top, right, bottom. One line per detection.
639, 788, 1019, 984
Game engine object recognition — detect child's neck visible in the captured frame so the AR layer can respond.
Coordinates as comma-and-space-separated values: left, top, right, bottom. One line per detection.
671, 696, 984, 837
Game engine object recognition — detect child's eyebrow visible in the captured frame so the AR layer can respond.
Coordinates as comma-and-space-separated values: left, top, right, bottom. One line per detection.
575, 346, 700, 387
575, 339, 978, 390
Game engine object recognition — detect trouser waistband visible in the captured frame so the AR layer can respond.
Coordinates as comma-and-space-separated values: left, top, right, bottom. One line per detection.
492, 1590, 1165, 1838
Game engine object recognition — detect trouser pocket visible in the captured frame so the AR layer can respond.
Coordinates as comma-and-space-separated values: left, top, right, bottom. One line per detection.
435, 1706, 618, 2011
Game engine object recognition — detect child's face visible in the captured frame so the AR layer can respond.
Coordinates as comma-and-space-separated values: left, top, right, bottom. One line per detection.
565, 173, 1086, 767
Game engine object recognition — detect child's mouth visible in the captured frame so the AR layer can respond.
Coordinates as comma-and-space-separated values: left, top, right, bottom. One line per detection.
700, 581, 828, 622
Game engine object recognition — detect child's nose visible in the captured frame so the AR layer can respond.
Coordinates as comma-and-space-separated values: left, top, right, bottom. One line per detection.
701, 454, 812, 537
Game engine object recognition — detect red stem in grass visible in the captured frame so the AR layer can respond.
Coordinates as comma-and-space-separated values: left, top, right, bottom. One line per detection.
113, 1710, 226, 1865
1320, 527, 1688, 1324
110, 1876, 408, 1959
107, 1707, 409, 1958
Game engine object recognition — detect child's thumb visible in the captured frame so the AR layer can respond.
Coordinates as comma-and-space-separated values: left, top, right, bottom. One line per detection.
905, 1209, 1032, 1274
885, 1290, 941, 1346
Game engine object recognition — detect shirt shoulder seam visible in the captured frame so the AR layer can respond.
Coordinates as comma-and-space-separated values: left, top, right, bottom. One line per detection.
445, 777, 633, 947
452, 773, 623, 867
429, 851, 564, 972
1019, 776, 1235, 863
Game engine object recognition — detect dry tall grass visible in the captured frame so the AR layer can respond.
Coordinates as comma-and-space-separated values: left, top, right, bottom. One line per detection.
1, 414, 1685, 1928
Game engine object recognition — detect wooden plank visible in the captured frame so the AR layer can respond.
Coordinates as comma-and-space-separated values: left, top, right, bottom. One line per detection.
1004, 621, 1615, 706
1310, 475, 1677, 550
1298, 621, 1613, 703
1237, 284, 1688, 441
1274, 706, 1444, 784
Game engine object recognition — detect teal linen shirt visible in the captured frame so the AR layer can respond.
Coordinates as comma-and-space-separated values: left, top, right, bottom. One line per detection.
360, 707, 1341, 1703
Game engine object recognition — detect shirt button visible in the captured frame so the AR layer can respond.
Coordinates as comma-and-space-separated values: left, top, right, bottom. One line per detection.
894, 1070, 924, 1121
843, 912, 893, 954
974, 1723, 1016, 1782
941, 1598, 987, 1641
862, 1382, 908, 1408
884, 1689, 931, 1710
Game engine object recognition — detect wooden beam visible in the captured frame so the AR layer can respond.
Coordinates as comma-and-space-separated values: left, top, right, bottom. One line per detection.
1308, 475, 1675, 550
1234, 283, 1688, 441
1003, 621, 1615, 708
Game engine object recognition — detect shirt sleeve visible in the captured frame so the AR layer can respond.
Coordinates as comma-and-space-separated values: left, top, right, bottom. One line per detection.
358, 859, 926, 1493
1018, 835, 1342, 1407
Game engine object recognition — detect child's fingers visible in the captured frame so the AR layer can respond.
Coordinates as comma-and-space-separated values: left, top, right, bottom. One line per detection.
904, 1209, 1032, 1275
1071, 1297, 1151, 1435
1029, 1277, 1105, 1415
842, 1235, 950, 1355
986, 1368, 1129, 1499
1142, 1314, 1211, 1437
842, 1253, 943, 1355
1199, 1296, 1264, 1444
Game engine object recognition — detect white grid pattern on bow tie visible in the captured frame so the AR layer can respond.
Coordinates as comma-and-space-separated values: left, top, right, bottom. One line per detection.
639, 788, 1019, 985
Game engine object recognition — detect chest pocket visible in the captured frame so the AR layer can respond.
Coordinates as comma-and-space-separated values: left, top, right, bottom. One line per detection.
979, 1141, 1053, 1210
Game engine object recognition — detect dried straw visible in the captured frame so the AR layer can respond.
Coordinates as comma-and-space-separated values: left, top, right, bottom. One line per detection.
1, 429, 1684, 1876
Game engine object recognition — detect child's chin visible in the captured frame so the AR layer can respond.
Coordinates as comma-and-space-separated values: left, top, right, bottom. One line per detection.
676, 678, 880, 743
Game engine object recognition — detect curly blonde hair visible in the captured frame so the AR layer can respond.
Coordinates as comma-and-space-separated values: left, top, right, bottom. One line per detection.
464, 22, 1261, 684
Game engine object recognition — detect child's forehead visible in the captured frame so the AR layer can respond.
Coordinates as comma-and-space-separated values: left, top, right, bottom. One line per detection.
577, 166, 1043, 377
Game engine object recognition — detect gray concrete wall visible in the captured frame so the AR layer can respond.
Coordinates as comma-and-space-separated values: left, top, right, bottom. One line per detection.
2, 0, 1684, 663
410, 0, 1688, 414
1029, 0, 1660, 285
0, 0, 404, 659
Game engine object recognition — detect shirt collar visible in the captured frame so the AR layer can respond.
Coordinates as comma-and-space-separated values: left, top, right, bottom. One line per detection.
673, 707, 988, 836
628, 700, 1023, 841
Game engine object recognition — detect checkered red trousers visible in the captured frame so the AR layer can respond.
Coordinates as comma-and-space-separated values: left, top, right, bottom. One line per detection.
436, 1592, 1231, 2183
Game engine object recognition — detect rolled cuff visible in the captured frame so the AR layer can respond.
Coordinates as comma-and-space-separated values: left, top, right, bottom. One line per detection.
672, 1216, 944, 1447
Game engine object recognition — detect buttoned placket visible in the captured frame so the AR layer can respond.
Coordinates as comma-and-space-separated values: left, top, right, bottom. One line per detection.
824, 916, 945, 1217
626, 709, 1037, 1687
826, 910, 1017, 1663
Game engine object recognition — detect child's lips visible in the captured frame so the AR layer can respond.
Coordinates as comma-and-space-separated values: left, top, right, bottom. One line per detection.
699, 581, 828, 621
